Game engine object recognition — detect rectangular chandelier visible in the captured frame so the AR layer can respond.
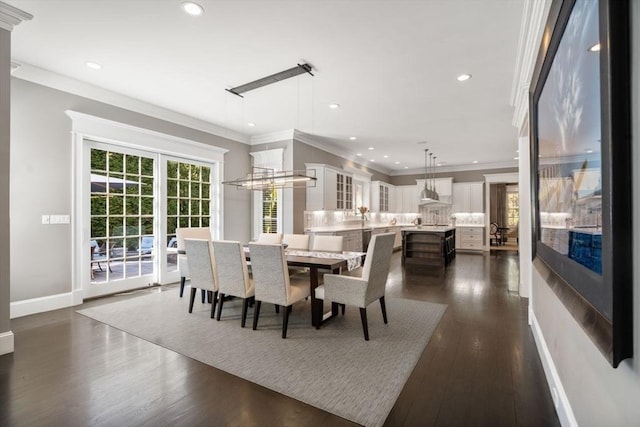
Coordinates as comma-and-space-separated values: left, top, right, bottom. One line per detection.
226, 63, 314, 97
222, 167, 317, 190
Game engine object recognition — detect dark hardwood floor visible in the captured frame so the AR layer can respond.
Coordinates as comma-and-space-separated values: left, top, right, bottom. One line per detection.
0, 252, 559, 426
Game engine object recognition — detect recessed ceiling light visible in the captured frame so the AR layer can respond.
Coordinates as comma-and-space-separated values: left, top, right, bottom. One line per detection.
457, 74, 472, 82
588, 43, 601, 52
86, 61, 102, 70
586, 149, 593, 154
472, 160, 478, 164
383, 155, 388, 158
329, 103, 340, 109
394, 161, 400, 165
182, 1, 204, 16
514, 157, 519, 160
356, 153, 362, 156
404, 166, 409, 169
247, 122, 256, 127
370, 159, 375, 162
368, 147, 374, 151
516, 150, 519, 153
349, 136, 357, 141
437, 163, 443, 166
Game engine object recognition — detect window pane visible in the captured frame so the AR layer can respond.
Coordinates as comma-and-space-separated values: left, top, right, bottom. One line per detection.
167, 161, 178, 179
109, 195, 124, 215
141, 177, 154, 196
190, 200, 200, 216
126, 155, 140, 174
167, 179, 177, 197
91, 195, 106, 216
201, 184, 210, 199
108, 152, 124, 172
110, 173, 125, 194
201, 167, 210, 182
179, 163, 189, 179
126, 196, 139, 215
125, 175, 139, 195
91, 217, 107, 239
140, 197, 154, 215
190, 217, 200, 227
179, 181, 189, 197
167, 217, 177, 234
167, 198, 178, 215
141, 157, 154, 176
91, 148, 107, 171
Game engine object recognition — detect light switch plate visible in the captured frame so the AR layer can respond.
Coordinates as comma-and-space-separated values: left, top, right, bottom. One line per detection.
41, 215, 50, 225
50, 214, 71, 224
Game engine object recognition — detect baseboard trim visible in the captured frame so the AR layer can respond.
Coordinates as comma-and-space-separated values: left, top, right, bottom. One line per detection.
530, 311, 578, 427
0, 331, 14, 355
10, 291, 81, 318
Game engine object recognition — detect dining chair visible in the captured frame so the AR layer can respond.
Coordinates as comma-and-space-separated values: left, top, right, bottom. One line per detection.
184, 238, 219, 318
314, 232, 395, 340
310, 235, 343, 252
176, 227, 211, 301
283, 233, 310, 250
256, 233, 283, 244
212, 240, 255, 327
248, 243, 310, 338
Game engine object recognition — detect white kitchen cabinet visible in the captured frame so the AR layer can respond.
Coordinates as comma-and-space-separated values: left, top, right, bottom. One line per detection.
451, 182, 484, 213
456, 226, 484, 251
395, 185, 418, 213
305, 163, 353, 211
371, 181, 395, 212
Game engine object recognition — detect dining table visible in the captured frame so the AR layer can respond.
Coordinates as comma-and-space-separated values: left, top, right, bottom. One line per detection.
244, 246, 365, 327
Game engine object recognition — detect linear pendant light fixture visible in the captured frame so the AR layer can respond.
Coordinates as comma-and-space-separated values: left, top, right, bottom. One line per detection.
226, 63, 314, 98
222, 167, 317, 191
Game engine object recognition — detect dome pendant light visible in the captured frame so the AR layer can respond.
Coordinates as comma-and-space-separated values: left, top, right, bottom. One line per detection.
420, 148, 440, 202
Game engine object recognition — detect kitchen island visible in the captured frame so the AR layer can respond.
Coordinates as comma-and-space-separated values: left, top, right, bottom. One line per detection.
401, 226, 456, 268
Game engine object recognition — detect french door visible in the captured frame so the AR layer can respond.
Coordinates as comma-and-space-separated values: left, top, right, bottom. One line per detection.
85, 142, 218, 298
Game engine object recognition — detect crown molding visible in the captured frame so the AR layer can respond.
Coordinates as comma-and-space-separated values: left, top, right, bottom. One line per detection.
390, 160, 518, 176
10, 60, 20, 73
251, 129, 393, 176
249, 129, 295, 145
11, 62, 251, 144
510, 0, 552, 132
0, 1, 32, 31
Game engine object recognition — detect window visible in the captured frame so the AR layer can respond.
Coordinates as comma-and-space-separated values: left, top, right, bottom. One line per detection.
262, 187, 278, 233
507, 192, 519, 228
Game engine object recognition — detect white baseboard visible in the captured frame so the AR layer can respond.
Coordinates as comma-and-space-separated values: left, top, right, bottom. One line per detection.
10, 290, 82, 318
530, 311, 578, 427
0, 331, 14, 355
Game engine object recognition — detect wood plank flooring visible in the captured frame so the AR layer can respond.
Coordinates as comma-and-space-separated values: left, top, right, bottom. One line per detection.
0, 252, 559, 426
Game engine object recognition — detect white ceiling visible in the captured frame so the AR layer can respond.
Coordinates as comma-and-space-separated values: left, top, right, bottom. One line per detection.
8, 0, 525, 174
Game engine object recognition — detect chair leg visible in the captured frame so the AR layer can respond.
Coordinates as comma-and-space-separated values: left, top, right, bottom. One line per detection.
275, 304, 280, 314
211, 291, 218, 318
201, 289, 205, 303
189, 288, 196, 313
314, 298, 323, 330
341, 304, 346, 315
241, 298, 249, 328
359, 307, 369, 341
379, 296, 388, 324
207, 290, 212, 303
179, 276, 186, 298
282, 304, 290, 339
252, 300, 262, 330
216, 293, 225, 320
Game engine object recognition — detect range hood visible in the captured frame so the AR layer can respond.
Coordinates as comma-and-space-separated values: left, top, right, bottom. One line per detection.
419, 196, 451, 207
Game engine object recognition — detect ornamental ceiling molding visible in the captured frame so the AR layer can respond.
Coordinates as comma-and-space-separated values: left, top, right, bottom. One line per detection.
0, 1, 32, 31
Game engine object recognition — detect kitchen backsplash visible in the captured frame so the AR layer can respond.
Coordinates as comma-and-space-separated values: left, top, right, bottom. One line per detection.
451, 212, 485, 226
304, 211, 421, 229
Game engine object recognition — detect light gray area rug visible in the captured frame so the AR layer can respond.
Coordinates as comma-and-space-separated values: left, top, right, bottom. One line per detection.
77, 290, 446, 427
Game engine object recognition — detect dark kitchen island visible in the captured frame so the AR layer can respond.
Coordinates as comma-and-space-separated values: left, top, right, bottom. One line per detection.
401, 226, 456, 268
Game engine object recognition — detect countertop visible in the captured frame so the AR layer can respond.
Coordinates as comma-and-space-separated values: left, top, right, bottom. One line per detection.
401, 226, 455, 233
305, 224, 413, 233
454, 224, 485, 228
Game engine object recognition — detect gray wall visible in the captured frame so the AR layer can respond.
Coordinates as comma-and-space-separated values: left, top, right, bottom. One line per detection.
390, 167, 518, 186
1, 29, 11, 336
10, 78, 251, 302
530, 5, 640, 424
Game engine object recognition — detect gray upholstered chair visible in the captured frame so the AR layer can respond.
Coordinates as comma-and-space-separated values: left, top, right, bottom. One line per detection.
184, 238, 219, 318
310, 235, 343, 252
248, 243, 310, 338
283, 233, 310, 250
256, 233, 283, 244
211, 240, 255, 327
314, 232, 395, 340
176, 227, 212, 300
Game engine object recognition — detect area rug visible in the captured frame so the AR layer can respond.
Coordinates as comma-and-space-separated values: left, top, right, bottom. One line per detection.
77, 290, 446, 427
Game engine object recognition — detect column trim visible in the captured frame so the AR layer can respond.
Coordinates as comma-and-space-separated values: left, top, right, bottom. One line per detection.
0, 1, 33, 31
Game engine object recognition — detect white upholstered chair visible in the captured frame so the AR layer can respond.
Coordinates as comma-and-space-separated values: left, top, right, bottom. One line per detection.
283, 233, 310, 250
184, 238, 219, 318
248, 243, 310, 338
256, 233, 283, 244
211, 240, 255, 327
310, 235, 343, 252
176, 227, 212, 300
314, 233, 395, 340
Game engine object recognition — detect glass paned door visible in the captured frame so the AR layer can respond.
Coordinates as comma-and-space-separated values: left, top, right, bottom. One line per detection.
89, 146, 156, 295
166, 159, 212, 274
